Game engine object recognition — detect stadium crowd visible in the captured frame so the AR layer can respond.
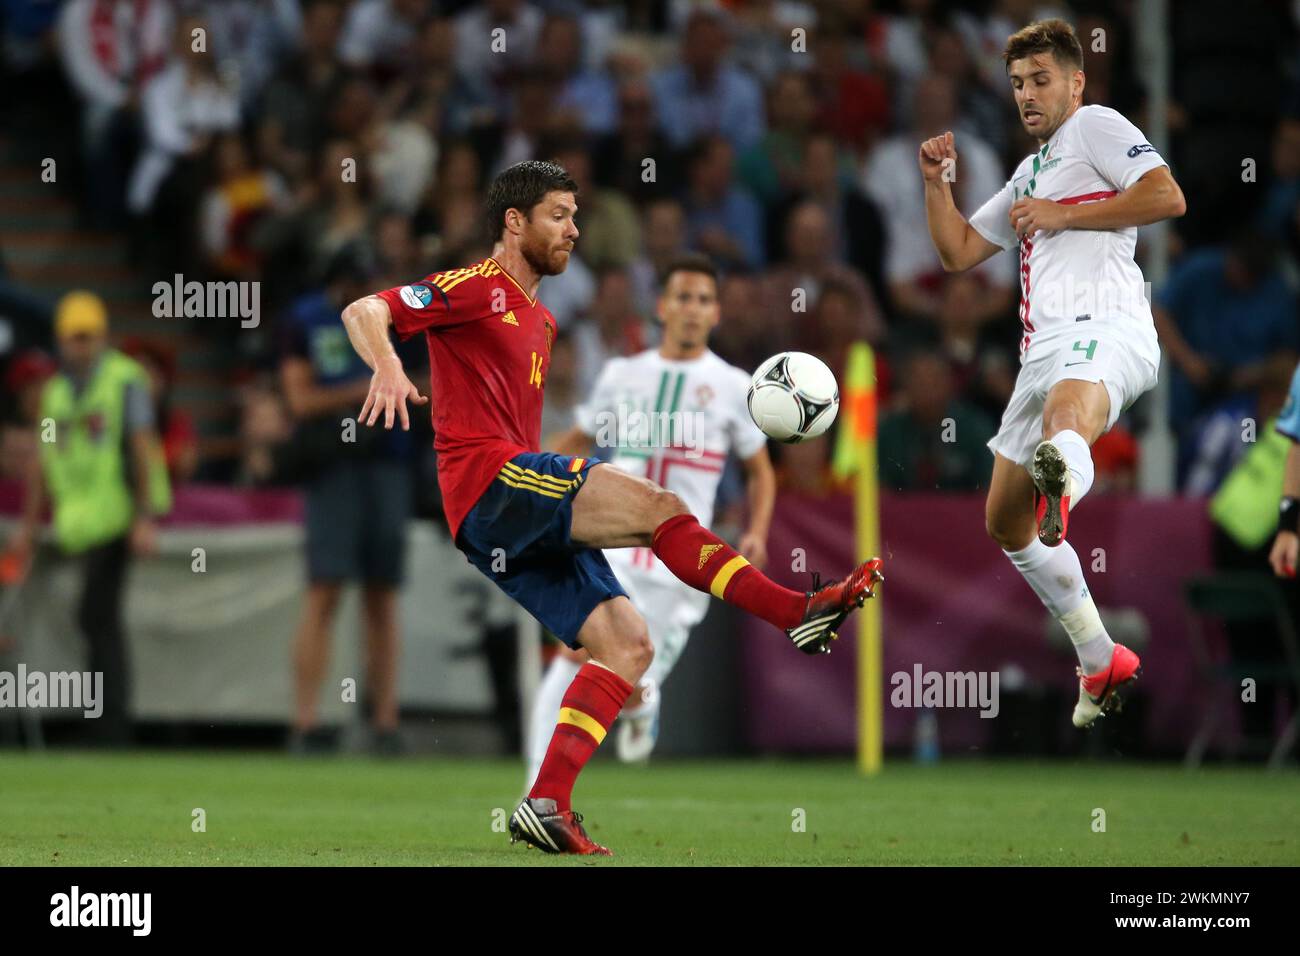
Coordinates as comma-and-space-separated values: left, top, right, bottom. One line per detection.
0, 0, 1297, 510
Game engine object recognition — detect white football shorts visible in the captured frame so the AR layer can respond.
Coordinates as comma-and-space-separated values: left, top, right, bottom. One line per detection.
988, 327, 1160, 467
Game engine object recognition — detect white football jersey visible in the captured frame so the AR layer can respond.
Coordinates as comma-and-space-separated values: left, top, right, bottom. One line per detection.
968, 105, 1167, 367
573, 348, 767, 593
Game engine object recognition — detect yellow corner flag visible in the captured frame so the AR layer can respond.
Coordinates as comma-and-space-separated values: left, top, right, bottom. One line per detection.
832, 342, 883, 775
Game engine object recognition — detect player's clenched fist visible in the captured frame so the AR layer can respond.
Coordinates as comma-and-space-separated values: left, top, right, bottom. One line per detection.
360, 356, 428, 431
918, 130, 957, 183
1010, 196, 1070, 237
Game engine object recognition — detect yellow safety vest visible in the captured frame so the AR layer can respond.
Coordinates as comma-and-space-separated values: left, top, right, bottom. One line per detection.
38, 350, 172, 553
1209, 417, 1287, 551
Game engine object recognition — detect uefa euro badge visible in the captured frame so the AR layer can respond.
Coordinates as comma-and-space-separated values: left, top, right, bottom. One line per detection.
400, 285, 434, 310
545, 321, 554, 354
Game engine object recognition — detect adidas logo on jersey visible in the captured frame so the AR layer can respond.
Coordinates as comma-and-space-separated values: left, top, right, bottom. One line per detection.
501, 310, 518, 326
698, 543, 723, 569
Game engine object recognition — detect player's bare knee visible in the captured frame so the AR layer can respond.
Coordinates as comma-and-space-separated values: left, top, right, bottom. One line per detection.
616, 609, 653, 675
985, 508, 1031, 553
632, 625, 654, 672
993, 522, 1035, 553
648, 488, 689, 526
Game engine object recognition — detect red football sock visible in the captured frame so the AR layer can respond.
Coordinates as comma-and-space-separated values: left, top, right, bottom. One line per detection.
529, 662, 633, 812
651, 514, 805, 630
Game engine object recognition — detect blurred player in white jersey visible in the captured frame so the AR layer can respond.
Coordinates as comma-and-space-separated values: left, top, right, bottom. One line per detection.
918, 19, 1186, 727
527, 253, 774, 781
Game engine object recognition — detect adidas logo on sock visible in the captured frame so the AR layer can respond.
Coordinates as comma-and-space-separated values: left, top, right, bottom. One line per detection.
698, 543, 723, 569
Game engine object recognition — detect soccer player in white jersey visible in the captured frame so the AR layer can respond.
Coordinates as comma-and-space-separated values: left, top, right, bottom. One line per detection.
527, 253, 775, 780
918, 19, 1186, 727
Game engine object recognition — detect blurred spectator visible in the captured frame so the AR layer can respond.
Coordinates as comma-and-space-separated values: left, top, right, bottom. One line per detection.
257, 0, 346, 184
1184, 362, 1293, 496
806, 20, 889, 156
737, 70, 818, 208
325, 72, 380, 143
711, 270, 769, 374
873, 0, 940, 106
774, 438, 834, 496
121, 339, 199, 485
0, 350, 56, 482
407, 15, 496, 135
370, 91, 440, 215
547, 139, 640, 270
929, 273, 1016, 420
759, 199, 885, 350
537, 12, 618, 135
56, 0, 173, 228
201, 0, 303, 110
493, 70, 560, 173
373, 211, 423, 287
953, 0, 1074, 95
926, 22, 1007, 156
729, 0, 817, 84
453, 0, 543, 98
862, 73, 1012, 324
1258, 117, 1300, 244
877, 350, 996, 491
803, 279, 864, 384
236, 376, 291, 485
571, 266, 648, 395
650, 8, 765, 153
682, 135, 765, 271
629, 197, 688, 320
253, 137, 375, 302
278, 246, 412, 754
773, 131, 887, 302
3, 0, 62, 73
128, 14, 240, 220
1089, 425, 1140, 495
591, 78, 685, 205
199, 133, 290, 279
413, 139, 485, 267
1154, 230, 1300, 481
339, 0, 429, 72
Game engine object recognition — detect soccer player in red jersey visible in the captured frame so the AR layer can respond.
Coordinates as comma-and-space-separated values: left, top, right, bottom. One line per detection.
341, 160, 883, 856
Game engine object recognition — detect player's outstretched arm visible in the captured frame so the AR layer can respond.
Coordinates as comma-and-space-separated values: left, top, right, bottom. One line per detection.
341, 294, 428, 431
1271, 432, 1300, 579
1010, 167, 1186, 237
919, 131, 1003, 273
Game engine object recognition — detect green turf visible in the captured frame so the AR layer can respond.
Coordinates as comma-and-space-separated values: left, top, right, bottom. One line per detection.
0, 752, 1295, 865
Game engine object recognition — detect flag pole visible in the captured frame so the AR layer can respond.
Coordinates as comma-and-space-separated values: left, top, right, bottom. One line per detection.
832, 342, 882, 775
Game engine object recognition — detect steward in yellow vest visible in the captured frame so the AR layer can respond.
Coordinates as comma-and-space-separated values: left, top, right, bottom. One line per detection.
6, 291, 171, 745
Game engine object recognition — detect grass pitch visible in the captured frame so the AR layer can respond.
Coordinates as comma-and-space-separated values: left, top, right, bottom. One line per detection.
0, 751, 1295, 866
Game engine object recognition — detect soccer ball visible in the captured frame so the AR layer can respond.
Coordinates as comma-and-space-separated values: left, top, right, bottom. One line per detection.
747, 351, 839, 443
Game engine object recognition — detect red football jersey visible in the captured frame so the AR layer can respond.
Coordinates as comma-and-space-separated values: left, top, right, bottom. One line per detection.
376, 257, 557, 540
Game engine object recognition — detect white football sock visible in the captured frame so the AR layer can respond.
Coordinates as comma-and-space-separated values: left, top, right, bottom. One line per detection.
1004, 537, 1114, 674
1048, 428, 1094, 506
524, 655, 582, 791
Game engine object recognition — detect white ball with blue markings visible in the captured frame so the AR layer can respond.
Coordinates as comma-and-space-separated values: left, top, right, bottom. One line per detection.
746, 351, 839, 443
